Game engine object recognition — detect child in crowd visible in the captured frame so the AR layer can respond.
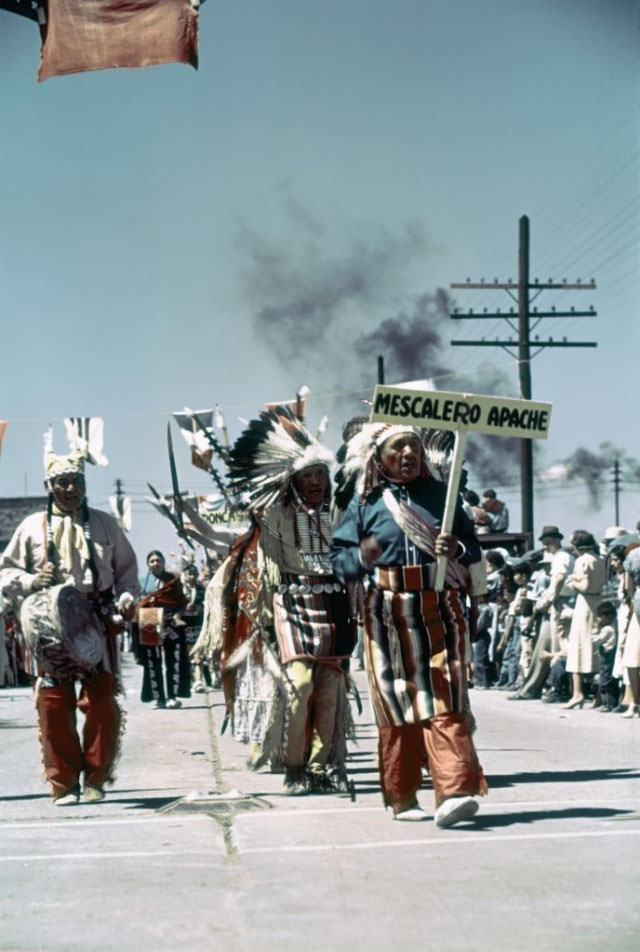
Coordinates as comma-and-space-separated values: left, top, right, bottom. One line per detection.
591, 600, 619, 711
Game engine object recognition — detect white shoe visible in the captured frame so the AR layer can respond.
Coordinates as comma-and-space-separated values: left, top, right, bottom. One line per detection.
434, 796, 479, 828
54, 791, 79, 807
84, 786, 105, 802
166, 698, 182, 709
393, 805, 427, 822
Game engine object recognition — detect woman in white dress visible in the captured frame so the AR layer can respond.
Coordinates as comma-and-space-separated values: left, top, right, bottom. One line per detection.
620, 544, 640, 718
563, 531, 607, 709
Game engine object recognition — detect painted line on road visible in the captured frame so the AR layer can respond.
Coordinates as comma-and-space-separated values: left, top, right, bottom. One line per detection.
5, 828, 639, 864
233, 796, 640, 819
0, 848, 219, 864
236, 827, 640, 855
3, 822, 640, 863
0, 815, 210, 831
3, 796, 639, 830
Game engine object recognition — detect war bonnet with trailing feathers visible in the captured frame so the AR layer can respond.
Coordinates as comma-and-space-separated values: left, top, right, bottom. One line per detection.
227, 405, 334, 512
332, 422, 455, 513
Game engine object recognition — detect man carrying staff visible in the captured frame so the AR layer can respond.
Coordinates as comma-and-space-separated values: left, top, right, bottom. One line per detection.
0, 449, 139, 805
228, 406, 356, 796
330, 424, 487, 826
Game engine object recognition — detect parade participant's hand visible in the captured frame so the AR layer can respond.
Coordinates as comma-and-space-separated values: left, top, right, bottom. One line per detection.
360, 536, 383, 568
435, 533, 459, 560
117, 592, 136, 621
31, 563, 57, 591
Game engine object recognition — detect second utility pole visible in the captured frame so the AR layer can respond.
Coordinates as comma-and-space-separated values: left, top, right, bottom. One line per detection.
518, 218, 534, 534
450, 215, 597, 536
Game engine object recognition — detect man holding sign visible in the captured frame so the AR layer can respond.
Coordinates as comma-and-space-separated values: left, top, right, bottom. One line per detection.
330, 419, 487, 826
330, 384, 551, 826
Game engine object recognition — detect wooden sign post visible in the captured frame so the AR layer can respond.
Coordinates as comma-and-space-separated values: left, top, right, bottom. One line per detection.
370, 385, 552, 590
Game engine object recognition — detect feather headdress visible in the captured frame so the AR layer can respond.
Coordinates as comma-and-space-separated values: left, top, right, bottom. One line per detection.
333, 422, 455, 513
227, 405, 334, 512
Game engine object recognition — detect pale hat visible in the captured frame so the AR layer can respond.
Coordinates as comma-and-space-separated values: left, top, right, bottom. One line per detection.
603, 525, 628, 541
44, 450, 85, 482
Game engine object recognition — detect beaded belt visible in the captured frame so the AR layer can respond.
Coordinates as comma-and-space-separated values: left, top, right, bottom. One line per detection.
372, 564, 436, 592
276, 574, 345, 596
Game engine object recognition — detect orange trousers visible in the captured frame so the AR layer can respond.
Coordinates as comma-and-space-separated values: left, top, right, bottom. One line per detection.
36, 671, 121, 799
378, 713, 488, 812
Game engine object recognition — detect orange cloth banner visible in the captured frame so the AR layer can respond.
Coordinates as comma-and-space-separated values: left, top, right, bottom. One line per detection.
38, 0, 199, 82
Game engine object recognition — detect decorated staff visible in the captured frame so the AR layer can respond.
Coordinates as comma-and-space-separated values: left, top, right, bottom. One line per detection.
227, 405, 357, 795
0, 447, 139, 806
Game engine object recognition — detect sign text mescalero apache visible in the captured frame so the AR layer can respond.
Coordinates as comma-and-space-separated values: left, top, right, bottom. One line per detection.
371, 385, 552, 439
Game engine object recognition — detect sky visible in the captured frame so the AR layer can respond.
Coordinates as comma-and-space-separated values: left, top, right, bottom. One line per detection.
1, 0, 639, 568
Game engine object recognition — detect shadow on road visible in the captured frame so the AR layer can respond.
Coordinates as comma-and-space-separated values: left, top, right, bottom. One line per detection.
486, 767, 640, 788
472, 805, 637, 830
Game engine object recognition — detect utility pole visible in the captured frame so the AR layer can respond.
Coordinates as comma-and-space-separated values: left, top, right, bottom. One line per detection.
115, 478, 124, 511
450, 215, 597, 535
612, 460, 621, 526
114, 478, 126, 529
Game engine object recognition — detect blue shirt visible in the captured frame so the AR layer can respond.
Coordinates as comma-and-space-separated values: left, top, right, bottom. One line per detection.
329, 478, 480, 584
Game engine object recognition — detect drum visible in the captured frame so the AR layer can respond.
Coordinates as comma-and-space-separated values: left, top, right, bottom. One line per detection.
20, 583, 104, 678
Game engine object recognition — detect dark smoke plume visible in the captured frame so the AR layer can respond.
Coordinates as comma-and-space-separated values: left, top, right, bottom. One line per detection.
239, 215, 427, 369
354, 291, 451, 383
555, 442, 640, 509
237, 204, 520, 485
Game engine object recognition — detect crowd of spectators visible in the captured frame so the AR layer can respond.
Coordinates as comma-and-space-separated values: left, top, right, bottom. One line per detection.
470, 521, 640, 719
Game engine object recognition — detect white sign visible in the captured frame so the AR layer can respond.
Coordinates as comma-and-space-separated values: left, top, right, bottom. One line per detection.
371, 385, 552, 439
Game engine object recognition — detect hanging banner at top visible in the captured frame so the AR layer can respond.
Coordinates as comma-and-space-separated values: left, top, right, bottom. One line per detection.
370, 385, 552, 439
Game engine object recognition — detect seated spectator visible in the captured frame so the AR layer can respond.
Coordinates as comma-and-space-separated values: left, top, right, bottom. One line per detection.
501, 561, 534, 692
463, 490, 492, 534
541, 644, 570, 703
494, 563, 528, 691
509, 556, 553, 700
482, 489, 509, 532
472, 550, 505, 689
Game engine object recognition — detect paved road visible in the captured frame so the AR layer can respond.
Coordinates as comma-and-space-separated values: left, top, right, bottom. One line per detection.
1, 656, 639, 952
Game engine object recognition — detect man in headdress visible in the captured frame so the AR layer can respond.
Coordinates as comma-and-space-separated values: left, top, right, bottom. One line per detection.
330, 423, 488, 826
227, 406, 357, 795
0, 450, 140, 805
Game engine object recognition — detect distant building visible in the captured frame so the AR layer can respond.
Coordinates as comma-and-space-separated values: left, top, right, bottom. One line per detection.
0, 497, 48, 550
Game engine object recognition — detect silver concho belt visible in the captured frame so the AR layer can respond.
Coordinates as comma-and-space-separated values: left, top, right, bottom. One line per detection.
277, 581, 344, 595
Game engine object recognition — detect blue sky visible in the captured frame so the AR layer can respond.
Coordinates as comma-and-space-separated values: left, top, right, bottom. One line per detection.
1, 0, 638, 566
